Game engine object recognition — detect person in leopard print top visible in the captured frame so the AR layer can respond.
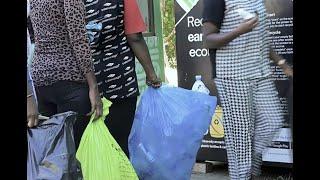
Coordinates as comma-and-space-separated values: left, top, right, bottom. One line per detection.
29, 0, 102, 148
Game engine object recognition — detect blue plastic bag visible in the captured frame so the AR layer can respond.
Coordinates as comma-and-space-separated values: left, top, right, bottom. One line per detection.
129, 85, 217, 180
27, 111, 82, 180
86, 21, 102, 43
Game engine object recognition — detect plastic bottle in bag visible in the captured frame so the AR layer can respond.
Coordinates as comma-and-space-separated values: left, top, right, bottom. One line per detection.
192, 75, 212, 136
191, 75, 210, 95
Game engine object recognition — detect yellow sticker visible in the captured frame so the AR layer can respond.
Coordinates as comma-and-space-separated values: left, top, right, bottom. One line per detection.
209, 105, 224, 138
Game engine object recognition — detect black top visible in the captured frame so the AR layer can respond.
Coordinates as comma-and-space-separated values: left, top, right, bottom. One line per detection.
84, 0, 139, 99
202, 0, 225, 78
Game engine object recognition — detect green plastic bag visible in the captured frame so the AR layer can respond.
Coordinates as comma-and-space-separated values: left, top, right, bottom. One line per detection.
76, 98, 138, 180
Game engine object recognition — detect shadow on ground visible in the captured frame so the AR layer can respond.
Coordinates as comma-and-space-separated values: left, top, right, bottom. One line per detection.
191, 162, 293, 180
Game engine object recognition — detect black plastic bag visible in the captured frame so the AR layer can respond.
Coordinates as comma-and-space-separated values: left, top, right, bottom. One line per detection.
27, 111, 82, 180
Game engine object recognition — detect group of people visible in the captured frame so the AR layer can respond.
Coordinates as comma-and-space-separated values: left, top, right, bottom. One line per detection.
27, 0, 293, 180
26, 0, 160, 157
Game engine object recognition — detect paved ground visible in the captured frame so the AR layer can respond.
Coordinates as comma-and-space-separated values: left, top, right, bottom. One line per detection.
191, 162, 293, 180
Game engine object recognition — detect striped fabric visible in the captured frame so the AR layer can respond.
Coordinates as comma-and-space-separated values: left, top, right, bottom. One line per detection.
213, 0, 284, 179
215, 77, 283, 179
84, 0, 139, 99
216, 0, 272, 80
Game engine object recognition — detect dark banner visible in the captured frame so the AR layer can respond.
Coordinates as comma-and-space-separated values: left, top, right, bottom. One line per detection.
174, 0, 227, 162
174, 0, 293, 163
263, 0, 293, 163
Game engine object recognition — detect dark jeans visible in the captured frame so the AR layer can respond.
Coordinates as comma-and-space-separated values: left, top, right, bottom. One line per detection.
36, 80, 138, 157
106, 97, 137, 158
35, 81, 91, 149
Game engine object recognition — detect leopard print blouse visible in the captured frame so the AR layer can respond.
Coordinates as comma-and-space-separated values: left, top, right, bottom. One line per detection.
29, 0, 94, 87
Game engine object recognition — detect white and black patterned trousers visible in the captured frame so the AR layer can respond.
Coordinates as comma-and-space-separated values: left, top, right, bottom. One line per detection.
215, 77, 283, 180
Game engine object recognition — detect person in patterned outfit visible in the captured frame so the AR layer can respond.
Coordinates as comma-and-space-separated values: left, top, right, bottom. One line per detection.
29, 0, 103, 148
27, 0, 38, 128
202, 0, 293, 179
83, 0, 161, 157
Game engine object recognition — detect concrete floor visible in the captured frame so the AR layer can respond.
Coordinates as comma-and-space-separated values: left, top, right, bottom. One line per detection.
191, 162, 293, 180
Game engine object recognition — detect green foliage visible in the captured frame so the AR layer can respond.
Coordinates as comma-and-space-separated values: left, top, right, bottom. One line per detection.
161, 0, 177, 68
